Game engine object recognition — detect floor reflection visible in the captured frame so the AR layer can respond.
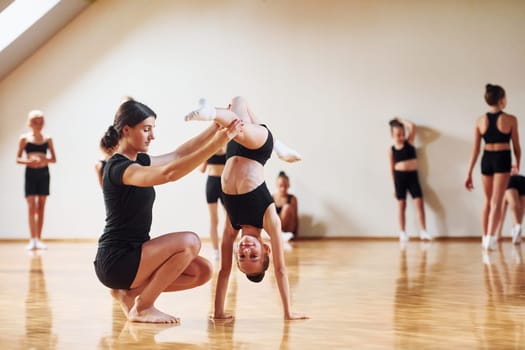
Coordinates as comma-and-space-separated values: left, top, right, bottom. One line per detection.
477, 244, 525, 348
23, 252, 57, 349
394, 243, 430, 349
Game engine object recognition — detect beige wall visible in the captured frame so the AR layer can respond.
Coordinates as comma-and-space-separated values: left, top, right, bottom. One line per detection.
1, 0, 525, 239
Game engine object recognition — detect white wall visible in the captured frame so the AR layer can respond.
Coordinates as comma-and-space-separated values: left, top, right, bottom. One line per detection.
1, 0, 525, 239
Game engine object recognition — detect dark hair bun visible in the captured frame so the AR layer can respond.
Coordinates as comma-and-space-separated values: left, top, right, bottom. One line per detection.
279, 171, 287, 177
246, 272, 265, 283
100, 125, 119, 150
484, 83, 505, 106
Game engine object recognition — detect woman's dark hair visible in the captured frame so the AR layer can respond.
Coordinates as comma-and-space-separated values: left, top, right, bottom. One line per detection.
100, 98, 157, 150
277, 171, 289, 180
246, 254, 270, 283
389, 119, 403, 132
484, 84, 506, 106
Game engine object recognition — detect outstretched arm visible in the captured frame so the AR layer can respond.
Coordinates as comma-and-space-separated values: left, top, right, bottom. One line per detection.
214, 217, 238, 319
263, 205, 308, 320
151, 123, 220, 166
123, 120, 242, 187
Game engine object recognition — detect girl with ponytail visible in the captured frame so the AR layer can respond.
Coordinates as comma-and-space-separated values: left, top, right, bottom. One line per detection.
465, 84, 521, 251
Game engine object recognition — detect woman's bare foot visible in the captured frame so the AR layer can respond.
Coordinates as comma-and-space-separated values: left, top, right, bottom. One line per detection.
128, 301, 180, 324
110, 289, 139, 317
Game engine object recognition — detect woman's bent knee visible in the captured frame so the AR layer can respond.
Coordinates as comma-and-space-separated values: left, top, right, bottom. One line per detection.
182, 232, 202, 255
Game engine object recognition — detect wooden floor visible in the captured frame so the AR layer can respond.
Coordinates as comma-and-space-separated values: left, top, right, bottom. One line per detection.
1, 240, 525, 349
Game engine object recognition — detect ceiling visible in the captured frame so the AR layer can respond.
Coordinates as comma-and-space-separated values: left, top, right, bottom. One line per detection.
0, 0, 91, 81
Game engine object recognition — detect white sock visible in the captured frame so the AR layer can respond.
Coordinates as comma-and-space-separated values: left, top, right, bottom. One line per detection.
184, 98, 216, 121
273, 139, 302, 162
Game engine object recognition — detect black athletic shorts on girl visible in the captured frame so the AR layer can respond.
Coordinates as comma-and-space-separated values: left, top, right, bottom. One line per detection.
481, 150, 511, 176
25, 166, 50, 196
394, 170, 423, 200
206, 175, 222, 204
222, 182, 274, 230
507, 175, 525, 196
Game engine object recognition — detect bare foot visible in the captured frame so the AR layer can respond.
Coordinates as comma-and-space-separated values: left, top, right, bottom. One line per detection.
128, 303, 180, 324
110, 289, 138, 317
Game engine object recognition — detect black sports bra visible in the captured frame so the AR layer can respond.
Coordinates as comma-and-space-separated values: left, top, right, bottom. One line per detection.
482, 111, 511, 144
207, 153, 226, 165
25, 141, 48, 154
226, 125, 273, 166
392, 141, 416, 163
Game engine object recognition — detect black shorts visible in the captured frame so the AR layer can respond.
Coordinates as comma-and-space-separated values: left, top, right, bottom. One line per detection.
94, 242, 143, 290
481, 150, 511, 176
394, 170, 423, 200
206, 176, 222, 204
507, 175, 525, 196
222, 182, 274, 230
25, 167, 50, 197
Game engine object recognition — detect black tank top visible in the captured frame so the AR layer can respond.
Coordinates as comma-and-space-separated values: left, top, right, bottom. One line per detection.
226, 125, 273, 166
207, 153, 226, 165
25, 141, 48, 154
482, 112, 511, 144
392, 141, 416, 163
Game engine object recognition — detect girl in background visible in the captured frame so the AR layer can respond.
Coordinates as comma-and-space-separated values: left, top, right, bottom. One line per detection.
272, 171, 298, 240
200, 147, 227, 260
16, 110, 57, 250
465, 84, 521, 251
389, 117, 431, 243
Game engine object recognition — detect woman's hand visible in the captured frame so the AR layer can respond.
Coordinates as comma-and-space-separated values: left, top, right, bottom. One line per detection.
214, 118, 243, 145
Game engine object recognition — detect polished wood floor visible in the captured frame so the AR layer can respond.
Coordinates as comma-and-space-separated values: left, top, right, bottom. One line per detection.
1, 239, 525, 349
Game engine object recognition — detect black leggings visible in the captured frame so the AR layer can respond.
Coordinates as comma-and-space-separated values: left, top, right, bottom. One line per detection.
394, 170, 423, 200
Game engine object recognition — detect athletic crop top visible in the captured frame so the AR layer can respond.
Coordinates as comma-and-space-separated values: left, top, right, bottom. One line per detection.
226, 124, 273, 166
392, 141, 416, 163
207, 153, 226, 165
99, 153, 155, 247
25, 141, 48, 154
482, 112, 511, 144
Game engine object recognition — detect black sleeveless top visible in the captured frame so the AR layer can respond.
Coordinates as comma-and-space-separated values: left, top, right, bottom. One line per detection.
207, 153, 226, 165
25, 141, 48, 154
392, 141, 416, 164
226, 125, 273, 166
482, 111, 511, 144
